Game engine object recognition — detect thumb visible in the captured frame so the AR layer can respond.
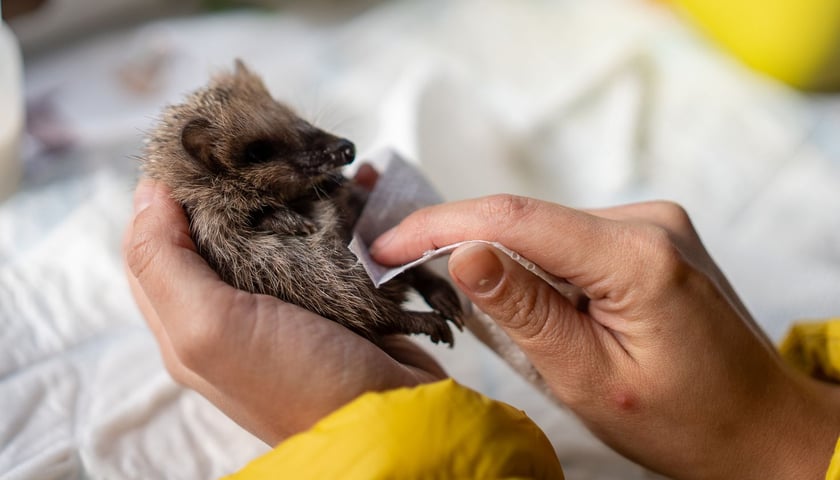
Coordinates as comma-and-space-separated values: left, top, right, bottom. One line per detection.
448, 244, 609, 395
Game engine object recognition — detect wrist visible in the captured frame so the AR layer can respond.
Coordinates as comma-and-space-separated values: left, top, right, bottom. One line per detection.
747, 369, 840, 479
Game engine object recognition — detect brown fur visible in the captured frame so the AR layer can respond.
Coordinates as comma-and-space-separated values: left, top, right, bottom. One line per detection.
142, 60, 462, 345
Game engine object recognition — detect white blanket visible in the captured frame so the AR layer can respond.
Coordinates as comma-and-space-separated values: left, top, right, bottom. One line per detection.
3, 0, 840, 478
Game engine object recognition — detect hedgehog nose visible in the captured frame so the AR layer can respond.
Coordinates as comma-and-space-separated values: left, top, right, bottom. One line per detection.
332, 139, 355, 165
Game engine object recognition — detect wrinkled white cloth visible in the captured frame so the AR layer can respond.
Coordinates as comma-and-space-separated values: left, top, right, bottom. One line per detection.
3, 0, 840, 478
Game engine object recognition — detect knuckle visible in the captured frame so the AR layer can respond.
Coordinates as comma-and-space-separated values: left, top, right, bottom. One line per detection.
500, 282, 554, 341
650, 200, 694, 233
638, 224, 691, 287
172, 324, 221, 373
125, 224, 159, 282
171, 289, 248, 374
162, 358, 189, 386
479, 194, 535, 224
411, 206, 436, 235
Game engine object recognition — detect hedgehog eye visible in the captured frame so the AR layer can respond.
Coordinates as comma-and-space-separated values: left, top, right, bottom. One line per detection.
244, 140, 275, 164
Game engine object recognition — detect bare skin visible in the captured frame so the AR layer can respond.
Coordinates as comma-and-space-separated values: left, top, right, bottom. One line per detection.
125, 183, 840, 477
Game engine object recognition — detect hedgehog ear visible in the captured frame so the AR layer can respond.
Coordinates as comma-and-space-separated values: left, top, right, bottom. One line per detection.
234, 59, 249, 76
181, 118, 219, 172
233, 59, 269, 93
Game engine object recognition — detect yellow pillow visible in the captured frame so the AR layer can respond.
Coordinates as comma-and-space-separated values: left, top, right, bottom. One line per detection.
668, 0, 840, 90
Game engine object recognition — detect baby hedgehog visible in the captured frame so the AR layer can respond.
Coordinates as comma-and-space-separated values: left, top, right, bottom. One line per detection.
142, 61, 463, 346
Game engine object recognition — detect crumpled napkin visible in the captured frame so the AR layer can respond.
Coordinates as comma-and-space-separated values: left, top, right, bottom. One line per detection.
350, 149, 583, 401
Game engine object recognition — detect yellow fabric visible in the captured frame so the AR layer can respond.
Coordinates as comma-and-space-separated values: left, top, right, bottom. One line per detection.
225, 379, 564, 479
780, 318, 840, 479
665, 0, 840, 90
779, 318, 840, 382
828, 437, 840, 480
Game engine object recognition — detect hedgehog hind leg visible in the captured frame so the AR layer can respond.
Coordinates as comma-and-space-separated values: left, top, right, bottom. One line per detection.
384, 310, 456, 347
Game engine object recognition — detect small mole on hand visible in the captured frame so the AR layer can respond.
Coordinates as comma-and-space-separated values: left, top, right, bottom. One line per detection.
613, 390, 638, 412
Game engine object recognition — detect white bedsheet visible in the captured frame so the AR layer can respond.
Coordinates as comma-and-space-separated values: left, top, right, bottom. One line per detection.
3, 0, 840, 478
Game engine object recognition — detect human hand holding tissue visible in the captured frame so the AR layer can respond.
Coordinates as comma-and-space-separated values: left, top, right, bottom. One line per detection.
371, 197, 840, 479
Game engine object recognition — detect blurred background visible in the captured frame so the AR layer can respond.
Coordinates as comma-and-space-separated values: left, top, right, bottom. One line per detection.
2, 0, 839, 478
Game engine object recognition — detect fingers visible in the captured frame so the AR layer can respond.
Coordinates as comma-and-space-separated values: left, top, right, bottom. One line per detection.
124, 179, 239, 349
353, 163, 379, 191
584, 200, 698, 241
125, 254, 209, 388
585, 201, 772, 345
122, 187, 226, 407
379, 335, 447, 380
447, 243, 623, 402
371, 194, 625, 290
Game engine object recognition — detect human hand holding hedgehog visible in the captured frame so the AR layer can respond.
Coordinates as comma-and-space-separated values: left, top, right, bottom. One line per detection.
124, 176, 447, 446
126, 61, 468, 445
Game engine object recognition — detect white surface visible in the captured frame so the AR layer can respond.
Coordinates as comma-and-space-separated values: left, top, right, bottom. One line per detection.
2, 0, 840, 478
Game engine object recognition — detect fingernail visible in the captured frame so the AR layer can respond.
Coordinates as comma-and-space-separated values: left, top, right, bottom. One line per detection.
370, 226, 396, 256
134, 179, 157, 214
449, 244, 504, 295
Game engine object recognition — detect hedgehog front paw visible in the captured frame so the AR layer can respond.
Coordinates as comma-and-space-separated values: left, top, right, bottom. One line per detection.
408, 268, 464, 330
425, 284, 464, 330
402, 311, 456, 347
